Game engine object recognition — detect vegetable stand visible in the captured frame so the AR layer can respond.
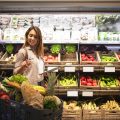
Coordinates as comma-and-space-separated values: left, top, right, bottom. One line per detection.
0, 1, 120, 120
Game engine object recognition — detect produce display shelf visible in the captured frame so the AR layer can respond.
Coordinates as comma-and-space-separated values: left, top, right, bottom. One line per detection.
0, 64, 14, 70
55, 89, 120, 96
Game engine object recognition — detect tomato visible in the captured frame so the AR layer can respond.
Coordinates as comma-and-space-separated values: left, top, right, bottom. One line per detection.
0, 91, 6, 97
87, 78, 93, 83
87, 82, 92, 86
81, 80, 87, 85
48, 55, 53, 59
0, 95, 10, 100
93, 82, 97, 86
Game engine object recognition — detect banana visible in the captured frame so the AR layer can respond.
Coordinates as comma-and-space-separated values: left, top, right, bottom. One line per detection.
32, 85, 46, 95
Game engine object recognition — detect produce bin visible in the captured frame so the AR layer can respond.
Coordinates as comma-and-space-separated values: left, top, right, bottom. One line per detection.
80, 52, 100, 65
62, 109, 82, 120
0, 52, 15, 64
79, 75, 100, 90
44, 53, 60, 65
82, 109, 103, 120
0, 99, 63, 120
98, 51, 119, 65
103, 110, 120, 120
60, 52, 78, 65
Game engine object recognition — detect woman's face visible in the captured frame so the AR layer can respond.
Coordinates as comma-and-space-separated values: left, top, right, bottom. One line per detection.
27, 29, 38, 46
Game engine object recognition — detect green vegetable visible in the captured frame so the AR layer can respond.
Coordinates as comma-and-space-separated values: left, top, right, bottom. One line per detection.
50, 44, 61, 54
0, 83, 9, 93
7, 74, 28, 84
65, 44, 76, 53
6, 44, 14, 54
43, 96, 61, 110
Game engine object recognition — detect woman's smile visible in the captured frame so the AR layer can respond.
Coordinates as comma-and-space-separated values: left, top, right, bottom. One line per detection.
27, 29, 38, 46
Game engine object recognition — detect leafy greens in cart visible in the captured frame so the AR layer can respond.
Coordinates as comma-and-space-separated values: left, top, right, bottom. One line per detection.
7, 74, 27, 84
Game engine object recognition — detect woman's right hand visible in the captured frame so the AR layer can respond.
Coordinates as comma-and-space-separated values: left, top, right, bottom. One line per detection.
21, 59, 31, 70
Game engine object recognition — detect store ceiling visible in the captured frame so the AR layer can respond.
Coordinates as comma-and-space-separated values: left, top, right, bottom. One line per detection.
0, 1, 120, 12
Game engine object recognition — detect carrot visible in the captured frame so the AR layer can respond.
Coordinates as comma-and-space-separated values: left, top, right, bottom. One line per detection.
5, 79, 21, 90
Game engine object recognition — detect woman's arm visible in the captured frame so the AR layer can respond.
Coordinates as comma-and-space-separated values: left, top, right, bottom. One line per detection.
13, 49, 26, 74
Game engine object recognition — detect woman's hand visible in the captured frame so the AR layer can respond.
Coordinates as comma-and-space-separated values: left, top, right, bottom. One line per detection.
21, 59, 31, 71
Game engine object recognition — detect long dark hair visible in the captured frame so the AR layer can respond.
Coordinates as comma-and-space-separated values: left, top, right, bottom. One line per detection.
23, 26, 44, 57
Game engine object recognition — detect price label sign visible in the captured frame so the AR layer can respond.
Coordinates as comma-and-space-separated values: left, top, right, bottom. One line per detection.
82, 91, 93, 97
47, 67, 58, 72
83, 67, 94, 72
64, 67, 75, 72
67, 90, 78, 97
104, 67, 115, 72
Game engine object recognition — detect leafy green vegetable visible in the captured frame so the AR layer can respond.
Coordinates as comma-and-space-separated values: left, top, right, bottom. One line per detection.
6, 44, 14, 54
44, 96, 59, 110
65, 44, 76, 53
50, 44, 61, 54
7, 74, 27, 84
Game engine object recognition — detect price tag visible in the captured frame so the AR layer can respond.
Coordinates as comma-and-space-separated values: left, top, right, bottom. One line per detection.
67, 90, 78, 97
47, 67, 58, 72
64, 67, 75, 72
104, 67, 115, 72
83, 67, 94, 72
82, 91, 93, 97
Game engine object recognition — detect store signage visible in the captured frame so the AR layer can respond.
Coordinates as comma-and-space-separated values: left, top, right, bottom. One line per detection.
67, 90, 78, 97
83, 67, 94, 72
82, 91, 93, 97
64, 67, 75, 72
47, 67, 58, 72
104, 67, 115, 72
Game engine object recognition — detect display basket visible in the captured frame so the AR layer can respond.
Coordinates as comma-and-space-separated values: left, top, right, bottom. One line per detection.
82, 109, 103, 120
62, 109, 82, 120
44, 53, 60, 65
102, 109, 120, 120
79, 75, 100, 90
80, 52, 100, 65
60, 52, 78, 65
57, 79, 78, 93
100, 86, 120, 90
0, 52, 15, 64
0, 99, 63, 120
79, 81, 100, 90
99, 77, 120, 90
98, 51, 119, 65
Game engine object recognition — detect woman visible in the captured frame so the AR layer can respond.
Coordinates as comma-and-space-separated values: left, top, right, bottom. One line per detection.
14, 26, 44, 85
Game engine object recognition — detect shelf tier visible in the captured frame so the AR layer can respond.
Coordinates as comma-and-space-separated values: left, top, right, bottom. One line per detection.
0, 64, 120, 71
55, 88, 120, 96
